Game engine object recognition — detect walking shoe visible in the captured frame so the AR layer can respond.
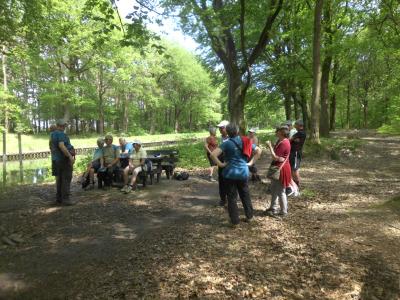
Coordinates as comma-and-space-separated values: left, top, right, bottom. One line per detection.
209, 176, 216, 182
273, 213, 288, 220
124, 185, 133, 194
264, 210, 278, 217
120, 185, 128, 192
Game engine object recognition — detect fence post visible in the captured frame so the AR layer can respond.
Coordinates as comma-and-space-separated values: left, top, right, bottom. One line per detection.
18, 132, 23, 183
2, 131, 6, 185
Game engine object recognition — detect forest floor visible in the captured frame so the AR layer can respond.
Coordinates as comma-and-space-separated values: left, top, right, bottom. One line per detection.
0, 131, 399, 299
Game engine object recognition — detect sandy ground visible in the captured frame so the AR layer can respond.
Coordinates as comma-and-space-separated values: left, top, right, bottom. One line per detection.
0, 132, 399, 299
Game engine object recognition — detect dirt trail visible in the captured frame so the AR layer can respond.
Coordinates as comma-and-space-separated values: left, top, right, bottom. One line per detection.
0, 132, 399, 299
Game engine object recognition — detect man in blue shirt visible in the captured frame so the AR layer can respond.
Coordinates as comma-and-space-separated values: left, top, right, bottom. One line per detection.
211, 123, 261, 225
50, 119, 75, 205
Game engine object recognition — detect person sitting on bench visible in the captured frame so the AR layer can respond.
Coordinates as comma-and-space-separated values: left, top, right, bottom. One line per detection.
98, 135, 120, 189
81, 138, 104, 190
121, 140, 147, 194
119, 137, 133, 170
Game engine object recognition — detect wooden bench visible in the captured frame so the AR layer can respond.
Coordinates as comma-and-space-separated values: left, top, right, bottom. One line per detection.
146, 149, 179, 180
97, 149, 179, 188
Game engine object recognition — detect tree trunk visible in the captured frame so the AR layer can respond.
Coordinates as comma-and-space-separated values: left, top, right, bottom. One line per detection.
320, 55, 331, 136
174, 106, 181, 133
123, 94, 129, 133
329, 58, 338, 131
292, 92, 300, 120
149, 109, 155, 134
283, 92, 292, 121
227, 69, 246, 131
346, 82, 351, 129
2, 45, 8, 132
310, 0, 324, 144
299, 83, 310, 131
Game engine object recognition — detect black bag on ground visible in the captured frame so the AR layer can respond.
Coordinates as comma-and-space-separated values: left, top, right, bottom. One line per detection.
173, 171, 189, 181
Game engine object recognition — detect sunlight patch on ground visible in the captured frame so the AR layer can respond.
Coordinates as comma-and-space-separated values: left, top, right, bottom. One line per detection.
0, 273, 29, 294
112, 223, 137, 240
42, 207, 62, 214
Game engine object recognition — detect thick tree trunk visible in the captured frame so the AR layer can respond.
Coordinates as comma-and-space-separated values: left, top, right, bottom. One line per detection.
320, 55, 331, 136
310, 0, 324, 144
227, 69, 246, 131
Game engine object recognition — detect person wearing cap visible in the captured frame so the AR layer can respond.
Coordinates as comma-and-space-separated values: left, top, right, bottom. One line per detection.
284, 120, 297, 139
98, 135, 120, 189
81, 138, 105, 190
121, 140, 147, 194
265, 125, 292, 218
50, 119, 75, 205
289, 119, 306, 189
204, 127, 218, 182
247, 127, 259, 145
216, 120, 230, 206
211, 123, 261, 225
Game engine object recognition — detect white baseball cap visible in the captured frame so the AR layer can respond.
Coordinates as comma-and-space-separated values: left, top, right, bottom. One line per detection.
217, 120, 230, 128
248, 127, 258, 133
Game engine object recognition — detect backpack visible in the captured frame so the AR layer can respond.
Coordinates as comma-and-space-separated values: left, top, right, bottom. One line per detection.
173, 171, 189, 181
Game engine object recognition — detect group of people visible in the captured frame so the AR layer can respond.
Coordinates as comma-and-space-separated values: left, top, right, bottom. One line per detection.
79, 135, 147, 194
49, 119, 148, 205
204, 119, 306, 225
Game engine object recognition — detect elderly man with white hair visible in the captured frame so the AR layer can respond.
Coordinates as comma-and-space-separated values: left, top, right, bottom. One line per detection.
121, 140, 147, 194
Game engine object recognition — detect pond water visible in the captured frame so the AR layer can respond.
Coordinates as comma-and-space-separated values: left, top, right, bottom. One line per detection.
1, 159, 51, 186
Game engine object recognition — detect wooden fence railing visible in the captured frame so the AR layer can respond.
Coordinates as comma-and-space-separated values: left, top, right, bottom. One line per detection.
1, 138, 200, 162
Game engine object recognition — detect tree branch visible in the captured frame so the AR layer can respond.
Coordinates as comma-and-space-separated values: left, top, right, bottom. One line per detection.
246, 0, 283, 69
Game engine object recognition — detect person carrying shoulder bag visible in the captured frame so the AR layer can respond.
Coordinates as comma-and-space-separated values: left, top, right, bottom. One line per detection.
265, 125, 292, 218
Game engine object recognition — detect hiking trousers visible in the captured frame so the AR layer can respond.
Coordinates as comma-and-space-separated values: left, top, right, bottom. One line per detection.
269, 178, 288, 214
55, 160, 73, 203
224, 178, 253, 224
218, 167, 227, 205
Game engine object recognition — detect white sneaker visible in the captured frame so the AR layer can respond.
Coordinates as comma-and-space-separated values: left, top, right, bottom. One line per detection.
120, 185, 128, 192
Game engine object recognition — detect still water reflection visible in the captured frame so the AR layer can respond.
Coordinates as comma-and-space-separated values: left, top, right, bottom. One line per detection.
1, 159, 50, 185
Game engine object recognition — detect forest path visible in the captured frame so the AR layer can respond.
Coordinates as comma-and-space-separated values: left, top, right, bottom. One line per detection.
0, 131, 399, 299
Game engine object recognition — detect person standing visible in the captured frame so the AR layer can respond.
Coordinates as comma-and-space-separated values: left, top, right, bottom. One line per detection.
265, 125, 292, 218
216, 120, 230, 206
289, 119, 307, 188
50, 119, 75, 205
211, 123, 261, 225
247, 128, 260, 182
204, 127, 218, 182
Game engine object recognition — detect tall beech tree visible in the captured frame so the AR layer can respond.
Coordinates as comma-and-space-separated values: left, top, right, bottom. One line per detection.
160, 0, 283, 130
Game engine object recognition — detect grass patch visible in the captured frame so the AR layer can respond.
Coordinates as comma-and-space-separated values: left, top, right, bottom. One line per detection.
0, 131, 211, 153
378, 124, 400, 135
300, 188, 317, 198
303, 137, 363, 160
381, 195, 400, 214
